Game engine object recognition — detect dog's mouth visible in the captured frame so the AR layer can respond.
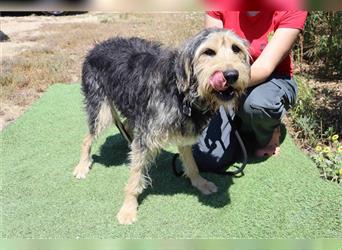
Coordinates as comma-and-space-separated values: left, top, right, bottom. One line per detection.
209, 71, 237, 101
214, 86, 236, 101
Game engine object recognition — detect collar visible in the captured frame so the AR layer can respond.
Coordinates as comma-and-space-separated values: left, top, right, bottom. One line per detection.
181, 95, 211, 117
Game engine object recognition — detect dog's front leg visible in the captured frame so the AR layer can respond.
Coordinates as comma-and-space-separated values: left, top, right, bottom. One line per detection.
178, 145, 218, 195
116, 140, 154, 225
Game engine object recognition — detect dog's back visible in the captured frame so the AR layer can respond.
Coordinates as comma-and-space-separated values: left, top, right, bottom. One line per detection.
81, 37, 177, 132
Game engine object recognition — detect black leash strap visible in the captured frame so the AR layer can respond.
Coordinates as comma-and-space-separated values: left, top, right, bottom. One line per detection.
111, 106, 132, 144
172, 112, 248, 177
225, 113, 248, 175
112, 105, 247, 177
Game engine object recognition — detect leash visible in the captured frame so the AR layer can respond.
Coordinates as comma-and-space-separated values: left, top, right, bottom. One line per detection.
172, 112, 248, 177
111, 106, 133, 144
112, 105, 247, 177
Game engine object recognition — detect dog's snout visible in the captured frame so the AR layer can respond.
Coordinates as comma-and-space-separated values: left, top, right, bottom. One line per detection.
223, 70, 239, 83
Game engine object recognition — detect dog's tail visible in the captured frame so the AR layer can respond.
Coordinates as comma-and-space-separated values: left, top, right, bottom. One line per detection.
81, 61, 114, 138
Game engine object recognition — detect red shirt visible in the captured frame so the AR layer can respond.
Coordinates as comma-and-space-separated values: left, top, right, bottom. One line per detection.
207, 11, 308, 76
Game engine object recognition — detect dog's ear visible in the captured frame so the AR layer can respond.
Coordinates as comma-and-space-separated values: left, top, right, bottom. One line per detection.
175, 28, 216, 93
240, 38, 251, 65
175, 49, 192, 93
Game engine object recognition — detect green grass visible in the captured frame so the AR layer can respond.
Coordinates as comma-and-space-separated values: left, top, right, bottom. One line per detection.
1, 84, 341, 239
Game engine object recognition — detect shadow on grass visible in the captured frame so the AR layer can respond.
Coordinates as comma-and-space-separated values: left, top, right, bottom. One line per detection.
91, 123, 289, 207
92, 134, 130, 166
92, 133, 234, 208
141, 153, 234, 208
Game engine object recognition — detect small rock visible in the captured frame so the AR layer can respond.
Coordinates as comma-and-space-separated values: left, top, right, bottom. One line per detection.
0, 31, 10, 42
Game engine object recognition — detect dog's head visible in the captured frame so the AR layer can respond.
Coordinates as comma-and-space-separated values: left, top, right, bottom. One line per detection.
176, 28, 251, 111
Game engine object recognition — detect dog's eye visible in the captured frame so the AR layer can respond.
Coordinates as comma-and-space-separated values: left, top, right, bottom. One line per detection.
232, 44, 241, 54
203, 49, 216, 56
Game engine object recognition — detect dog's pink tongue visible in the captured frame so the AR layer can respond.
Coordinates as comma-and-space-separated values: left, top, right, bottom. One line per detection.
209, 71, 227, 91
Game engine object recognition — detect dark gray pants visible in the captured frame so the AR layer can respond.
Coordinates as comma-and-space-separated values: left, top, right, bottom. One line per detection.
193, 76, 297, 171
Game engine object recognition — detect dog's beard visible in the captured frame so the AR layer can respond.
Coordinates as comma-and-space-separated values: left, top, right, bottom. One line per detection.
213, 86, 236, 101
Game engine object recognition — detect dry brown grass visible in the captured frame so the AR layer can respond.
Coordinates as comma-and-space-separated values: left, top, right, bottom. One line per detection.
1, 13, 203, 98
0, 12, 204, 130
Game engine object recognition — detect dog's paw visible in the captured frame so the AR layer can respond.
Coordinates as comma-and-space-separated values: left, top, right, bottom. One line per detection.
116, 206, 137, 225
191, 176, 218, 195
73, 162, 91, 179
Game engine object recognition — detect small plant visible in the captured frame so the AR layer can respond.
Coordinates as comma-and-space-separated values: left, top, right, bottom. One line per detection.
312, 134, 342, 183
293, 115, 318, 146
291, 76, 315, 121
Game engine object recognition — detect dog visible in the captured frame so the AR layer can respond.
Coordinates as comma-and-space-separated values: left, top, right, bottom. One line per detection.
73, 28, 250, 224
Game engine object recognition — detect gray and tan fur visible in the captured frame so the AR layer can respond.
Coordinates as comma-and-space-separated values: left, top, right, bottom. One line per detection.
73, 28, 250, 224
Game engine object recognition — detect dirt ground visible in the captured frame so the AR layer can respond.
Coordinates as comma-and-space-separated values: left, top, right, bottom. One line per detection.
1, 13, 93, 130
1, 13, 98, 58
0, 12, 203, 131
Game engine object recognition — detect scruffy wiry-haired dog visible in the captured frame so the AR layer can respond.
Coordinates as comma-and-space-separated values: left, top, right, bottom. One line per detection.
73, 28, 250, 224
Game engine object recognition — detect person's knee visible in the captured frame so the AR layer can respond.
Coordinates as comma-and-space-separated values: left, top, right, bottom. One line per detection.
242, 94, 286, 121
240, 96, 265, 120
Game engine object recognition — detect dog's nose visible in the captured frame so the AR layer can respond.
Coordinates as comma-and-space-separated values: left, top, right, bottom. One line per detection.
223, 70, 239, 84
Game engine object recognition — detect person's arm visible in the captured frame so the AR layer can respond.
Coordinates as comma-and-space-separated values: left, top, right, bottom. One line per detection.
249, 28, 300, 87
205, 14, 301, 88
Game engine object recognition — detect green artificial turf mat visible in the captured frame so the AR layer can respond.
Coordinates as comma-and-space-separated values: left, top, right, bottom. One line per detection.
1, 84, 341, 239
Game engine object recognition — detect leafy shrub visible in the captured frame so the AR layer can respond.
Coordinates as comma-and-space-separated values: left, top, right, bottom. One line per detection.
290, 75, 339, 147
302, 12, 342, 79
292, 115, 318, 146
290, 76, 320, 146
291, 76, 315, 119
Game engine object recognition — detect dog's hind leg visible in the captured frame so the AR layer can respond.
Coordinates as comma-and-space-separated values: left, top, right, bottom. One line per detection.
73, 133, 94, 179
116, 138, 156, 225
178, 145, 218, 195
73, 98, 113, 179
